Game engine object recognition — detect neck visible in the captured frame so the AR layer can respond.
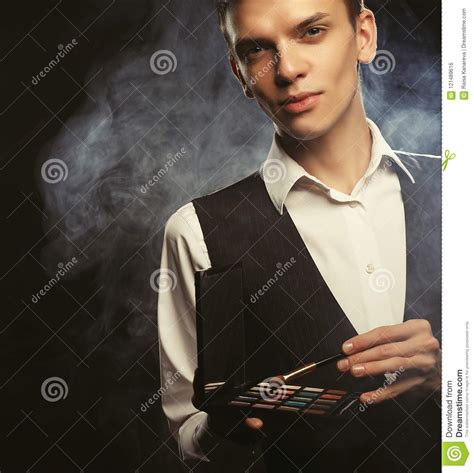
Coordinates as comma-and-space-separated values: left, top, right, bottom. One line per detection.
276, 94, 372, 195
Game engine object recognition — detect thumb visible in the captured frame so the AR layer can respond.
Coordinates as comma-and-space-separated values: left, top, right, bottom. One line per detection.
245, 417, 264, 430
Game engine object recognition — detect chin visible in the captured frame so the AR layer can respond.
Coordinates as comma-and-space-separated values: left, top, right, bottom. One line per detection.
278, 116, 332, 141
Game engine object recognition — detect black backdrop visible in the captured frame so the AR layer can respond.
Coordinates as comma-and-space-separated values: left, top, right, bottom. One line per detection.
1, 1, 440, 472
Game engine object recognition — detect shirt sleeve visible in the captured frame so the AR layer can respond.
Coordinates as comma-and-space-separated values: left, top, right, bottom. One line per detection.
157, 202, 213, 462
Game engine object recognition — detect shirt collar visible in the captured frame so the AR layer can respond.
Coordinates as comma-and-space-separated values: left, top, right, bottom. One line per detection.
260, 118, 415, 216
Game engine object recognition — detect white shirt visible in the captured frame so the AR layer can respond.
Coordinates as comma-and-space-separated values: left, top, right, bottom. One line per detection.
157, 118, 415, 462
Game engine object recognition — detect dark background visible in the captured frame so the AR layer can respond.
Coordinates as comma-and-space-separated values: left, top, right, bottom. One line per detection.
1, 1, 440, 472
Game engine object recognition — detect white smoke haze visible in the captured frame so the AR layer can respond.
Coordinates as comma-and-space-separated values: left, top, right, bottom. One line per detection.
36, 0, 440, 348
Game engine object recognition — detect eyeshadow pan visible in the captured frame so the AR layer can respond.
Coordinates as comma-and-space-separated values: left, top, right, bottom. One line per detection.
284, 401, 308, 408
297, 392, 321, 399
309, 403, 331, 411
237, 395, 259, 401
326, 389, 347, 395
292, 396, 313, 402
229, 400, 250, 406
313, 399, 337, 405
282, 385, 301, 390
254, 403, 275, 409
304, 387, 324, 393
320, 394, 342, 400
277, 406, 300, 412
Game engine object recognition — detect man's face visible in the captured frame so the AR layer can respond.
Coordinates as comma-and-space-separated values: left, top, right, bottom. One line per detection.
225, 0, 370, 140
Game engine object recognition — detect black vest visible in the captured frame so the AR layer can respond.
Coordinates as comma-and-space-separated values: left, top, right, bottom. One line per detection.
192, 153, 441, 472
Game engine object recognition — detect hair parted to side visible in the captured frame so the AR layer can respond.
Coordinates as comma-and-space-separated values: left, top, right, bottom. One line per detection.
215, 0, 365, 48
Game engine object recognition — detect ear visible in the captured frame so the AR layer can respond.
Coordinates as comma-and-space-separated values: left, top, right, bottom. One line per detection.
356, 9, 378, 65
229, 54, 254, 99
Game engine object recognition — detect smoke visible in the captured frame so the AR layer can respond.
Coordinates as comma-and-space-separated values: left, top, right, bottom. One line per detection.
36, 0, 440, 353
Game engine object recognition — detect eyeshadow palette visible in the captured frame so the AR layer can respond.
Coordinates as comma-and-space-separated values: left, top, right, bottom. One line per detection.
201, 380, 361, 432
194, 266, 362, 433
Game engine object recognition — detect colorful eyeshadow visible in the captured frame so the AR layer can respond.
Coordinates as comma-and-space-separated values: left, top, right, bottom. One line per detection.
237, 395, 259, 401
277, 406, 299, 412
263, 391, 295, 398
313, 399, 337, 405
292, 396, 313, 402
320, 394, 342, 400
225, 382, 356, 420
297, 392, 320, 399
260, 399, 281, 404
284, 401, 308, 407
309, 403, 331, 410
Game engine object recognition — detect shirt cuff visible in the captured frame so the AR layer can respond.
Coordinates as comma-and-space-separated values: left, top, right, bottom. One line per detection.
178, 411, 211, 462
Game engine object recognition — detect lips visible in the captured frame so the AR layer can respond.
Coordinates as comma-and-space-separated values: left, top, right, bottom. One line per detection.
280, 92, 322, 114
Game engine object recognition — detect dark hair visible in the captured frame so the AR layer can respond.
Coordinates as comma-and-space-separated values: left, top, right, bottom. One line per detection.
215, 0, 365, 48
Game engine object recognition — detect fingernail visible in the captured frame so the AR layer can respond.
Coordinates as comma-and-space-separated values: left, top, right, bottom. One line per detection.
337, 359, 349, 371
343, 342, 354, 354
352, 365, 365, 376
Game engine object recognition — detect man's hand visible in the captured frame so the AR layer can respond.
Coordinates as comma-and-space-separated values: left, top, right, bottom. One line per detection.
337, 319, 441, 404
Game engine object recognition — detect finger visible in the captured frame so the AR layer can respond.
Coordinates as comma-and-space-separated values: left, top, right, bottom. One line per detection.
337, 341, 412, 371
342, 319, 433, 355
337, 336, 438, 371
245, 417, 264, 430
360, 375, 424, 405
349, 354, 436, 378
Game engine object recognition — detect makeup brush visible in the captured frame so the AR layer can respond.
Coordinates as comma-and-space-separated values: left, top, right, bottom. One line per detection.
216, 352, 346, 395
274, 352, 346, 384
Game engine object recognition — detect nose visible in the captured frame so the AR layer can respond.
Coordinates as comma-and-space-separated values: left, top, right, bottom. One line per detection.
275, 46, 309, 85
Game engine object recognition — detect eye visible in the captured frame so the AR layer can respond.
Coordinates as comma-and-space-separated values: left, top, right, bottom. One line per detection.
243, 46, 265, 63
248, 46, 263, 55
305, 26, 322, 37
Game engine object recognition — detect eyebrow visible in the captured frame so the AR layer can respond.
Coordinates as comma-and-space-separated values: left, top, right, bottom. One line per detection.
234, 11, 330, 53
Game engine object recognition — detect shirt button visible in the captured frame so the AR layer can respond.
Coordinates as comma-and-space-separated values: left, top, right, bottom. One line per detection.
349, 201, 358, 208
366, 263, 375, 274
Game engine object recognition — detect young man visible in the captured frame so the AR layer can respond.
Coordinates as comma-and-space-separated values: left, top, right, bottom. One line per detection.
158, 1, 441, 471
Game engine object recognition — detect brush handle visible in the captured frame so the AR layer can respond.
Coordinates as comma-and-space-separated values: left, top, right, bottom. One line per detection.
282, 352, 345, 383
